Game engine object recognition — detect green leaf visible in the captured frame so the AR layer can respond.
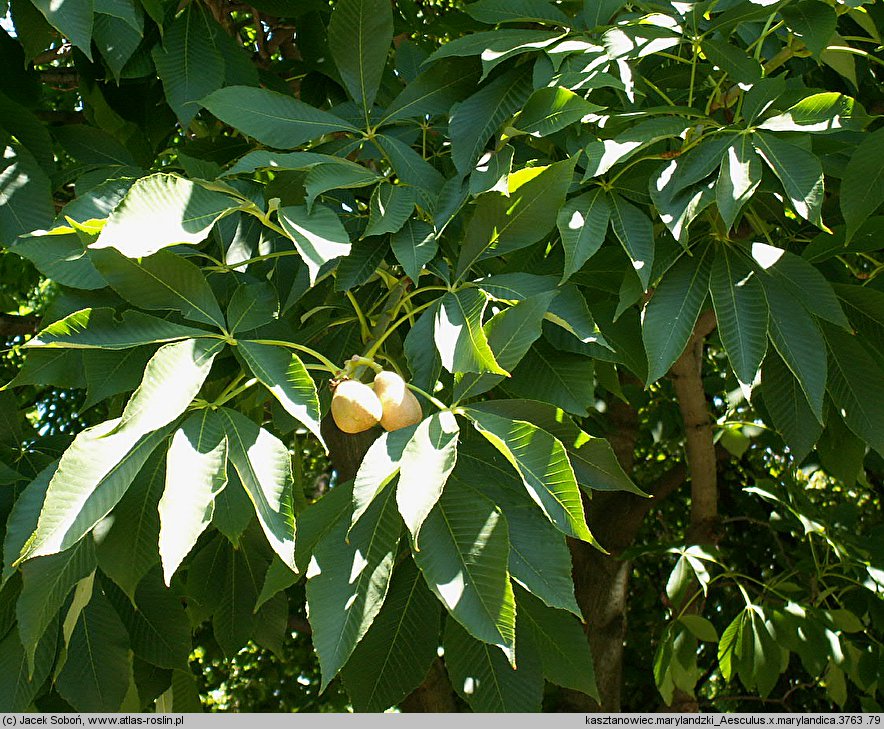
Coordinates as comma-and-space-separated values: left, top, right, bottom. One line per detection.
823, 324, 884, 456
515, 86, 603, 137
82, 347, 153, 410
405, 301, 442, 396
95, 450, 165, 600
305, 161, 381, 209
52, 125, 136, 168
341, 559, 441, 712
426, 30, 561, 80
679, 614, 719, 643
466, 0, 568, 25
28, 308, 211, 350
307, 483, 401, 690
226, 281, 278, 334
351, 424, 417, 529
256, 557, 298, 612
761, 279, 826, 422
374, 133, 445, 195
435, 289, 508, 376
558, 188, 611, 282
518, 588, 599, 699
31, 0, 93, 59
583, 0, 625, 26
709, 247, 768, 384
380, 58, 479, 126
716, 137, 762, 230
0, 613, 57, 711
92, 174, 237, 258
701, 37, 762, 84
448, 67, 533, 175
91, 248, 226, 329
158, 411, 228, 585
761, 350, 822, 461
0, 141, 54, 243
2, 462, 55, 585
453, 449, 580, 616
56, 587, 131, 711
583, 117, 691, 178
766, 251, 849, 329
363, 183, 416, 237
334, 236, 389, 292
758, 92, 866, 134
214, 532, 267, 657
444, 617, 543, 711
93, 5, 143, 81
752, 132, 826, 229
504, 340, 595, 416
113, 338, 223, 439
151, 4, 222, 126
20, 423, 171, 562
238, 341, 323, 445
278, 204, 352, 285
398, 411, 459, 546
841, 128, 884, 241
454, 293, 554, 401
413, 476, 516, 660
780, 1, 837, 56
111, 571, 191, 670
218, 408, 297, 570
468, 399, 643, 495
210, 473, 253, 546
4, 349, 86, 391
201, 86, 359, 149
457, 158, 576, 278
11, 230, 106, 290
470, 145, 514, 196
464, 409, 595, 544
643, 246, 713, 384
391, 220, 438, 284
294, 480, 354, 574
609, 192, 654, 290
328, 0, 393, 121
17, 539, 95, 674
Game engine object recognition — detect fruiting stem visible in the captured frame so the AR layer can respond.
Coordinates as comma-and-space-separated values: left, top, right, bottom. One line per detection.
346, 355, 383, 376
363, 300, 437, 360
406, 382, 448, 412
246, 339, 341, 374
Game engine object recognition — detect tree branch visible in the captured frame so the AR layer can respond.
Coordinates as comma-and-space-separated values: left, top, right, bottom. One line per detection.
0, 314, 40, 339
670, 309, 718, 546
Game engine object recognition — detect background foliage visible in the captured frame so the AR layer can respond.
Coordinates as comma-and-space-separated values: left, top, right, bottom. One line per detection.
0, 0, 882, 713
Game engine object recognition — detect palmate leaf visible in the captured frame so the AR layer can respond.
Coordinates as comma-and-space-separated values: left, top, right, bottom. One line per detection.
56, 587, 132, 712
443, 617, 543, 711
363, 183, 416, 237
0, 613, 58, 711
609, 192, 654, 290
91, 248, 226, 329
11, 230, 106, 290
752, 132, 825, 229
761, 350, 822, 461
840, 127, 884, 241
278, 204, 352, 285
201, 86, 359, 149
464, 408, 596, 545
716, 137, 762, 230
158, 411, 228, 585
709, 246, 768, 384
504, 340, 595, 416
2, 462, 55, 586
558, 188, 611, 282
218, 408, 297, 570
425, 29, 562, 80
20, 338, 220, 562
92, 173, 238, 258
151, 4, 223, 127
327, 0, 393, 122
237, 341, 323, 445
456, 158, 576, 278
95, 449, 166, 600
467, 399, 643, 495
379, 58, 479, 126
398, 411, 459, 546
451, 447, 579, 616
517, 587, 599, 699
435, 289, 508, 376
28, 309, 211, 350
412, 476, 516, 661
31, 0, 93, 59
466, 0, 569, 25
643, 245, 713, 384
226, 281, 278, 334
447, 67, 534, 175
16, 537, 95, 674
306, 482, 401, 690
0, 141, 54, 244
515, 86, 604, 137
351, 424, 418, 529
455, 292, 554, 401
391, 220, 438, 284
340, 559, 441, 712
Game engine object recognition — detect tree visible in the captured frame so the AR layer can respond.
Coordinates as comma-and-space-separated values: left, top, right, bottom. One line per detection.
1, 0, 882, 714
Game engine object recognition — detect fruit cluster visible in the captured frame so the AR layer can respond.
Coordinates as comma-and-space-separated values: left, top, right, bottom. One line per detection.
331, 369, 422, 434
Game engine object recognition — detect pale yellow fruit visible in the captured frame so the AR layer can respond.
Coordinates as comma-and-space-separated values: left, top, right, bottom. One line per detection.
373, 371, 423, 432
331, 379, 383, 434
